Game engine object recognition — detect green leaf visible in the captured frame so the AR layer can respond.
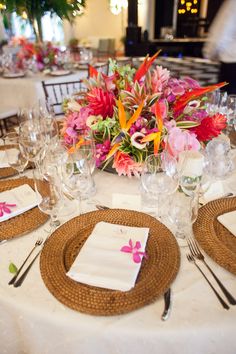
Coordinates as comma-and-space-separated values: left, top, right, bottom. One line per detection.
9, 262, 18, 274
176, 120, 200, 128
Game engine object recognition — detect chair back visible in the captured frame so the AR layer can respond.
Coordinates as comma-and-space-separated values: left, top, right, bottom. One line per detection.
42, 80, 87, 115
89, 62, 109, 77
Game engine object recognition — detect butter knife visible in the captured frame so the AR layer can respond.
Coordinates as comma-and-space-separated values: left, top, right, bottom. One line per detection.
161, 288, 172, 321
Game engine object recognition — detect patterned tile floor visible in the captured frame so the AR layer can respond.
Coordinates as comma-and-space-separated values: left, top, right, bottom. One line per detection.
153, 56, 220, 86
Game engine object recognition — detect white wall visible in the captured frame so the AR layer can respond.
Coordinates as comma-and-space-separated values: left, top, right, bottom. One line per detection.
63, 0, 153, 49
63, 0, 127, 50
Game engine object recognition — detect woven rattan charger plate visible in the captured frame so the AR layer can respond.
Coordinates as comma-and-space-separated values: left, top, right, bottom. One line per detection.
0, 177, 49, 240
0, 145, 18, 179
40, 209, 180, 316
193, 196, 236, 275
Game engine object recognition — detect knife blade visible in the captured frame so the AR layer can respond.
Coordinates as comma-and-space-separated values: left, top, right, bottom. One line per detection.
161, 288, 172, 321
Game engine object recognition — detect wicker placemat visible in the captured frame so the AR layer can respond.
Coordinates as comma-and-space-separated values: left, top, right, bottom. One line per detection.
40, 209, 180, 316
0, 177, 49, 240
193, 197, 236, 275
0, 145, 18, 179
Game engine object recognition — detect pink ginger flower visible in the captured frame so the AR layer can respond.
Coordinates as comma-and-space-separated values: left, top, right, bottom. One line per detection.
166, 126, 200, 158
152, 65, 170, 92
112, 152, 142, 178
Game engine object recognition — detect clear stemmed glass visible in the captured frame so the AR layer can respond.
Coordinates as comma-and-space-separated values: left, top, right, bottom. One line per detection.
60, 148, 94, 215
4, 132, 28, 176
33, 168, 62, 228
141, 152, 179, 219
71, 129, 96, 198
19, 119, 46, 168
168, 191, 199, 245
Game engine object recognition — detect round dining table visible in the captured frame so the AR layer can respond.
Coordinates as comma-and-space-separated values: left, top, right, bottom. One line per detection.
0, 69, 88, 114
0, 166, 235, 354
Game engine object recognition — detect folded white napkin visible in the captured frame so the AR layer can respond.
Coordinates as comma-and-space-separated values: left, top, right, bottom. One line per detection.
0, 151, 9, 168
112, 193, 141, 211
0, 184, 38, 222
217, 211, 236, 237
67, 221, 149, 291
199, 181, 225, 204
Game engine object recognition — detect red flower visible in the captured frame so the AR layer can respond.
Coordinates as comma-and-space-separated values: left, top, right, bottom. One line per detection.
191, 113, 227, 142
87, 88, 115, 118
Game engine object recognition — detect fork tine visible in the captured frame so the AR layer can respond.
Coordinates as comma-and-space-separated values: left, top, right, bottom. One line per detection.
187, 238, 196, 257
191, 238, 202, 255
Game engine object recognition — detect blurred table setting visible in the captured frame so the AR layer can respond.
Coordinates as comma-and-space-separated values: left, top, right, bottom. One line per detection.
0, 51, 236, 354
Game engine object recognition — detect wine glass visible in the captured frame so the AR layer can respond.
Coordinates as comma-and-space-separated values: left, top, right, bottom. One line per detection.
141, 152, 179, 219
19, 119, 46, 168
33, 168, 62, 228
168, 191, 199, 245
60, 148, 94, 215
72, 129, 96, 198
4, 132, 28, 176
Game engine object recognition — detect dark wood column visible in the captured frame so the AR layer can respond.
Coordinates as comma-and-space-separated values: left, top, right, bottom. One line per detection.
128, 0, 138, 26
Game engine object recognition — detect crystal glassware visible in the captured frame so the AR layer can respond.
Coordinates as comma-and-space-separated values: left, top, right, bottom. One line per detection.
4, 132, 28, 176
33, 167, 62, 227
19, 119, 46, 167
168, 191, 199, 244
60, 148, 94, 215
141, 152, 179, 219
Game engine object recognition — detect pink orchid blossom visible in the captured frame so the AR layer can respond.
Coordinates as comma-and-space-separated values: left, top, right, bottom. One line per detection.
0, 202, 17, 217
120, 239, 147, 263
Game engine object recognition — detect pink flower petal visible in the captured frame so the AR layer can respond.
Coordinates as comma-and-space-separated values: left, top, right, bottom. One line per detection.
133, 252, 142, 263
3, 207, 11, 214
120, 246, 132, 253
135, 241, 141, 250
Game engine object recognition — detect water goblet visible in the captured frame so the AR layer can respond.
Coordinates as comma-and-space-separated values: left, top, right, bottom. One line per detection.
141, 152, 179, 219
33, 168, 62, 228
4, 132, 28, 177
168, 191, 199, 246
60, 148, 94, 215
19, 119, 46, 168
71, 129, 96, 198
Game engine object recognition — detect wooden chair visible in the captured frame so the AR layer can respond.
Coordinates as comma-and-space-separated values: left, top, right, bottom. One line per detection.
0, 109, 18, 137
42, 80, 87, 115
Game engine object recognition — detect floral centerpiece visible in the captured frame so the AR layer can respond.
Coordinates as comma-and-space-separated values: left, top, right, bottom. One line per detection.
62, 51, 227, 177
10, 36, 59, 71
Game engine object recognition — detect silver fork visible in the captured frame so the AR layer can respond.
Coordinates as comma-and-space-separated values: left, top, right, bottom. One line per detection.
186, 254, 230, 310
8, 237, 43, 285
13, 228, 55, 288
187, 238, 236, 305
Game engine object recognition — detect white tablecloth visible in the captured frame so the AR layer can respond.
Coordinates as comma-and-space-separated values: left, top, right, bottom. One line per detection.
0, 170, 235, 354
0, 70, 88, 113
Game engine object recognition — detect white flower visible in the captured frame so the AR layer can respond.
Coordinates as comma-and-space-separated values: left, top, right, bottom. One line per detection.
183, 100, 200, 114
130, 132, 147, 149
86, 115, 103, 127
67, 99, 81, 112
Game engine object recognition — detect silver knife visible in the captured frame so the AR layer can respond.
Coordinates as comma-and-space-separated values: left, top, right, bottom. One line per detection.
161, 288, 172, 321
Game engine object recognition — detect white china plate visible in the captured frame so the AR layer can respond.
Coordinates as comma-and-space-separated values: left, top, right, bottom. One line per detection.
50, 70, 71, 76
3, 72, 25, 78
